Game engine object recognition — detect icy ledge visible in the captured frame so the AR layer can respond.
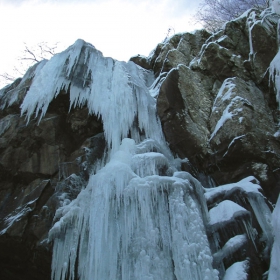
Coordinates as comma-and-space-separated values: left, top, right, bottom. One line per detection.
205, 176, 273, 250
268, 194, 280, 280
24, 40, 219, 280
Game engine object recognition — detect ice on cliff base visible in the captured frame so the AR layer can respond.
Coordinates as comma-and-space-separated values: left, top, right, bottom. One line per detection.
19, 40, 219, 280
17, 39, 274, 280
268, 194, 280, 280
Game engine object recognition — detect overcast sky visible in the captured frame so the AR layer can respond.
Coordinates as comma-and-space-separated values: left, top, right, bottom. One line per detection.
0, 0, 203, 85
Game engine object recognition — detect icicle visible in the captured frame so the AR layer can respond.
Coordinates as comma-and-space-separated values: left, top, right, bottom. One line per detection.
269, 18, 280, 108
268, 194, 280, 280
31, 40, 221, 280
247, 194, 273, 252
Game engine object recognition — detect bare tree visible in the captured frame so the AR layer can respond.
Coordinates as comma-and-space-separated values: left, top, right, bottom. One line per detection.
196, 0, 268, 32
0, 42, 59, 87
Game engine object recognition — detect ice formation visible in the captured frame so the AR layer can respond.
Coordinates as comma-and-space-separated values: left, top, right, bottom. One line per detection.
206, 177, 273, 251
223, 260, 249, 280
268, 194, 280, 280
213, 234, 247, 264
19, 40, 219, 280
17, 38, 275, 279
208, 200, 249, 226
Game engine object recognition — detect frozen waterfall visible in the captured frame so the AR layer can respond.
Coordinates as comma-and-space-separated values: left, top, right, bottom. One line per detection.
17, 38, 276, 280
20, 39, 218, 280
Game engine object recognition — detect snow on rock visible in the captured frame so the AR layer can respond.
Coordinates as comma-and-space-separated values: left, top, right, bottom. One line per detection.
212, 78, 236, 113
223, 260, 249, 280
206, 177, 273, 250
272, 0, 280, 14
210, 96, 250, 141
268, 194, 280, 280
205, 176, 262, 203
223, 135, 246, 157
209, 78, 254, 141
213, 234, 247, 264
209, 200, 250, 227
0, 199, 37, 235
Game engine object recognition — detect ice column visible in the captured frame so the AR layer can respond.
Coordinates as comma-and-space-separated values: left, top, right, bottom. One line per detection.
21, 40, 218, 280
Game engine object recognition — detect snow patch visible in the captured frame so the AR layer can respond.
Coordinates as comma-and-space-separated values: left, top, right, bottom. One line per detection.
223, 260, 249, 280
209, 200, 249, 226
42, 41, 219, 280
213, 234, 247, 263
268, 194, 280, 280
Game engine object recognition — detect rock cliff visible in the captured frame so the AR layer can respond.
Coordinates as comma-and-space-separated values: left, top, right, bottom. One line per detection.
0, 7, 279, 280
135, 8, 280, 204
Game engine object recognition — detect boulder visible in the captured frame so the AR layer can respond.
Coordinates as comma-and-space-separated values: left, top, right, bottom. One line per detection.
157, 64, 213, 167
155, 8, 280, 202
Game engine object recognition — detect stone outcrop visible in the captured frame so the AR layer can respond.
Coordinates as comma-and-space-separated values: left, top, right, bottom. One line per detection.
154, 8, 280, 204
0, 6, 280, 280
0, 63, 105, 280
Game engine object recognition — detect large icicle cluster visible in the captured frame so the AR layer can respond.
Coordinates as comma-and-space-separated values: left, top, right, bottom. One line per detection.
20, 39, 159, 154
49, 139, 218, 280
19, 38, 277, 279
20, 40, 219, 280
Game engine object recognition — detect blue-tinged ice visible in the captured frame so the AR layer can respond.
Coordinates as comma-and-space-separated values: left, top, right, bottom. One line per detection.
223, 260, 249, 280
209, 200, 249, 226
205, 177, 273, 251
268, 194, 280, 280
270, 48, 280, 108
19, 40, 219, 280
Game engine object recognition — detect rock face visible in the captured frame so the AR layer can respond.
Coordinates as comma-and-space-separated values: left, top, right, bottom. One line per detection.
153, 8, 280, 203
0, 63, 105, 280
0, 7, 280, 280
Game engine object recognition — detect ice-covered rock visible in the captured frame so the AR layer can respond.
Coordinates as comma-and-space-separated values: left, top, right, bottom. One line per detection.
223, 260, 249, 280
0, 6, 280, 280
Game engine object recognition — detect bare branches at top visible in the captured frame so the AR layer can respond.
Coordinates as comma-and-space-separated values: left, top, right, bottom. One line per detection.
195, 0, 268, 32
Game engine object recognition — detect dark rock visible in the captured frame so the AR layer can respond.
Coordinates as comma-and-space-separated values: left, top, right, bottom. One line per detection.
149, 30, 210, 77
0, 60, 105, 279
157, 64, 213, 168
129, 54, 152, 70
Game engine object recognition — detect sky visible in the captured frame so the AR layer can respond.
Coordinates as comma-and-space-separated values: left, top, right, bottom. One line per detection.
0, 0, 203, 86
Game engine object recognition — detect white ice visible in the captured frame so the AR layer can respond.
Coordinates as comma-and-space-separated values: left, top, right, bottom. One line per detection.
268, 194, 280, 280
205, 176, 273, 249
269, 48, 280, 108
205, 176, 263, 203
209, 200, 249, 226
49, 139, 219, 280
33, 40, 219, 280
223, 260, 249, 280
0, 199, 37, 235
213, 234, 247, 264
